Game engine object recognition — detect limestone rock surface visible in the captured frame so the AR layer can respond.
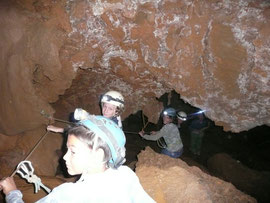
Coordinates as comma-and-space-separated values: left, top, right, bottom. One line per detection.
0, 0, 269, 135
136, 147, 256, 203
0, 127, 63, 177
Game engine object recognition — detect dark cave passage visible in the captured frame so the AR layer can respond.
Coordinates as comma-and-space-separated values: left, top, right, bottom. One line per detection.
123, 90, 270, 171
122, 90, 270, 203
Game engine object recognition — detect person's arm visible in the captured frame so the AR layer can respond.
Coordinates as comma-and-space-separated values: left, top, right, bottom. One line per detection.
0, 177, 24, 203
47, 125, 64, 133
140, 126, 166, 141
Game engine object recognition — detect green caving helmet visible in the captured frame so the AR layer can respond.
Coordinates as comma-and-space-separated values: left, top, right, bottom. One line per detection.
74, 108, 126, 168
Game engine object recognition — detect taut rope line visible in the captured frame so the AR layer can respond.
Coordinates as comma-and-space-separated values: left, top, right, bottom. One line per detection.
10, 131, 49, 177
40, 110, 73, 125
142, 111, 145, 128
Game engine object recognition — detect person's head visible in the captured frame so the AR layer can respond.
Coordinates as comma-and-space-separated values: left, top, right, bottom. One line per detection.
63, 115, 126, 176
177, 111, 187, 124
162, 107, 176, 125
101, 91, 124, 118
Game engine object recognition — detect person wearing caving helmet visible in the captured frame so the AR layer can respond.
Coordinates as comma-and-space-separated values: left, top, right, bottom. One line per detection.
176, 111, 187, 129
100, 90, 125, 128
0, 114, 155, 203
189, 112, 209, 156
46, 90, 125, 133
139, 107, 184, 158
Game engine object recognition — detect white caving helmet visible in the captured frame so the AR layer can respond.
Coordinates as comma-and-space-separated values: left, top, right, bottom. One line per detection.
177, 111, 187, 121
101, 91, 125, 109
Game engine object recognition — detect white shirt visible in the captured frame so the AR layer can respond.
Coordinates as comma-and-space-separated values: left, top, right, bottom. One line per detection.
7, 166, 156, 203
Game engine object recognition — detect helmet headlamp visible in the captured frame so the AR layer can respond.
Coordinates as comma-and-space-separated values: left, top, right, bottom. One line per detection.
179, 116, 187, 121
162, 107, 176, 117
74, 108, 90, 121
101, 94, 124, 105
189, 109, 206, 116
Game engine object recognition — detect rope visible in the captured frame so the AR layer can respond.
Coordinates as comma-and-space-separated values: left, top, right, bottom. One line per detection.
141, 121, 149, 131
52, 118, 73, 125
124, 131, 139, 135
124, 131, 150, 135
40, 110, 73, 125
140, 111, 150, 131
142, 111, 145, 128
10, 131, 49, 177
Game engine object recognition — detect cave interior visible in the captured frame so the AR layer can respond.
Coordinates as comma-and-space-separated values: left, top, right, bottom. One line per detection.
1, 0, 270, 202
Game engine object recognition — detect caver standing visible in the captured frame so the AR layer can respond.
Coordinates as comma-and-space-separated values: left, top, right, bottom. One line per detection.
189, 113, 209, 156
139, 107, 184, 158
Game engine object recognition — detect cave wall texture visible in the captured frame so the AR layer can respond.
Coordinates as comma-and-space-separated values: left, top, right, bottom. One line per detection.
0, 0, 270, 202
0, 0, 270, 136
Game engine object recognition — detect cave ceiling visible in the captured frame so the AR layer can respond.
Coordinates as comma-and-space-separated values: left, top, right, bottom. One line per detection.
0, 0, 270, 135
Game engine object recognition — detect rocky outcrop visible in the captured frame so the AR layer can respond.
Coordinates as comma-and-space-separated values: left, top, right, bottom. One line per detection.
0, 0, 269, 135
0, 0, 269, 200
0, 0, 75, 135
136, 147, 256, 203
207, 153, 270, 203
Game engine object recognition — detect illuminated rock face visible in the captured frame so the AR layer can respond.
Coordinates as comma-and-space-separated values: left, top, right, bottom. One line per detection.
0, 0, 270, 135
136, 147, 256, 202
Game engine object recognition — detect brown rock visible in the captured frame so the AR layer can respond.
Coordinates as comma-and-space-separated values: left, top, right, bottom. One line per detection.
207, 153, 270, 203
0, 0, 269, 134
136, 147, 256, 203
0, 127, 63, 177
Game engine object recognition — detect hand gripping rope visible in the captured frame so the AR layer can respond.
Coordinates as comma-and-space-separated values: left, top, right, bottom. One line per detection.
16, 161, 51, 194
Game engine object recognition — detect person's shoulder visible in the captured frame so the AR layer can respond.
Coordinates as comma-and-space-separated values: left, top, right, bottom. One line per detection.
117, 165, 136, 174
167, 122, 178, 128
52, 182, 74, 191
116, 166, 139, 179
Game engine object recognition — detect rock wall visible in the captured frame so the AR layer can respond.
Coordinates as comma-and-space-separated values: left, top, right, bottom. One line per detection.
207, 153, 270, 203
136, 147, 256, 202
0, 0, 75, 135
0, 0, 269, 135
0, 128, 63, 177
0, 2, 269, 201
57, 0, 270, 132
